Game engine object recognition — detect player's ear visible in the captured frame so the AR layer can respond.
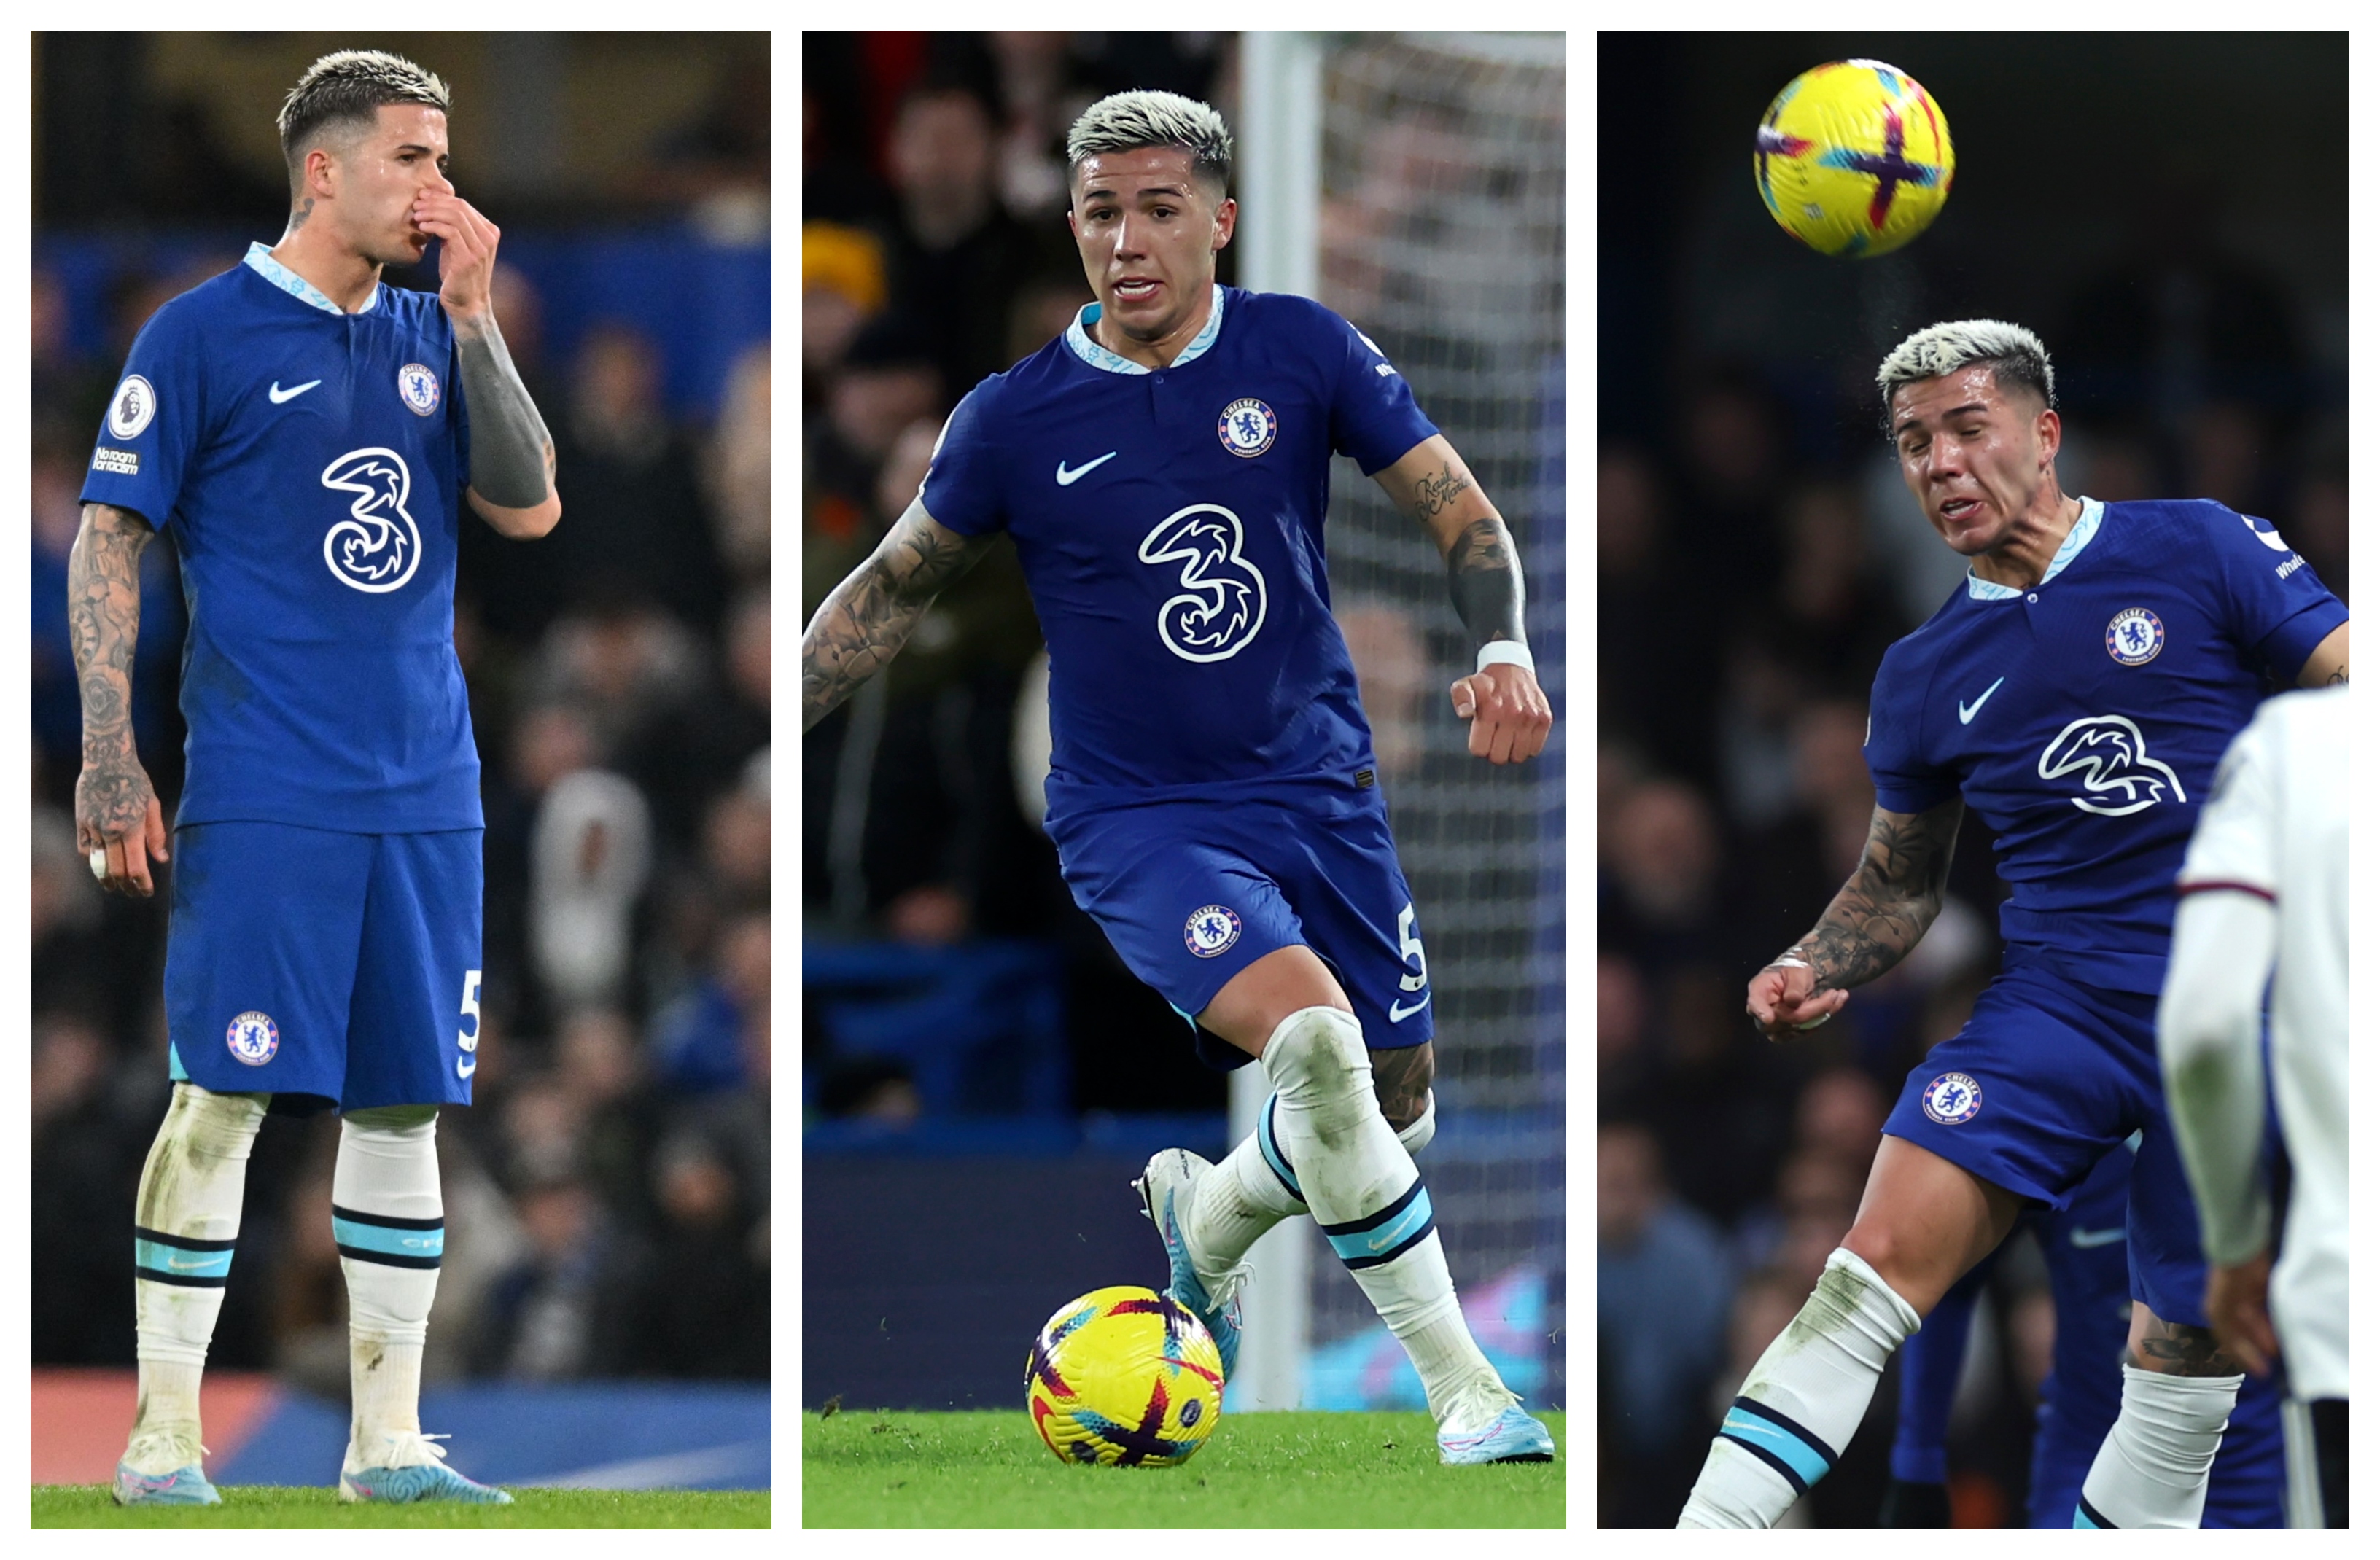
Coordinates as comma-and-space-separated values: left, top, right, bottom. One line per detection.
1211, 195, 1237, 253
2037, 405, 2062, 469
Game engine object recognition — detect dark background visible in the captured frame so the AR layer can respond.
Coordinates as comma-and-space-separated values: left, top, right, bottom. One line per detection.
1595, 32, 2347, 1528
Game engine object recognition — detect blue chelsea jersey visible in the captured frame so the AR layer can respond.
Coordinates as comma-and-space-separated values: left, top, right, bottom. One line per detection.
1864, 496, 2346, 992
920, 286, 1438, 816
79, 245, 479, 833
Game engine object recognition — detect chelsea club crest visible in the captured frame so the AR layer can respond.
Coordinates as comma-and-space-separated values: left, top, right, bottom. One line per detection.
1217, 398, 1276, 458
1921, 1072, 1982, 1126
2105, 607, 2164, 666
397, 362, 441, 417
1183, 905, 1242, 958
226, 1010, 280, 1066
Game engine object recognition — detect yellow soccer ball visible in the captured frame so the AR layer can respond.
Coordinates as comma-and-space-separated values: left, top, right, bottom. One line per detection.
1754, 59, 1953, 257
1025, 1285, 1224, 1467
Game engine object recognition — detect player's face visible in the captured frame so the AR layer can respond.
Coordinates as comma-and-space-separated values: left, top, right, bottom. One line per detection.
330, 104, 456, 269
1889, 366, 2061, 555
1068, 147, 1236, 344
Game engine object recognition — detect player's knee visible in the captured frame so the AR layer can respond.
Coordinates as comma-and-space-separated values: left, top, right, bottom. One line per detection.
168, 1081, 269, 1142
1261, 1006, 1369, 1099
342, 1104, 439, 1139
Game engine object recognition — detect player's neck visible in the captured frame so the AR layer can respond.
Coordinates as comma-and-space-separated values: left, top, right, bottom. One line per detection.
1972, 491, 2081, 590
268, 220, 384, 315
1092, 284, 1215, 370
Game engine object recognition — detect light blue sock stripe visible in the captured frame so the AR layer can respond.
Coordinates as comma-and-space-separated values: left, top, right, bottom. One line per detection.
1257, 1096, 1302, 1197
2072, 1506, 2104, 1529
1325, 1185, 1434, 1263
331, 1217, 444, 1260
167, 1041, 188, 1083
1721, 1406, 1833, 1489
135, 1239, 232, 1280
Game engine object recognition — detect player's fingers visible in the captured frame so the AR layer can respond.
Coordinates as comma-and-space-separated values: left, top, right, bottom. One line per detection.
1488, 715, 1518, 765
1449, 676, 1477, 720
119, 827, 155, 898
147, 795, 170, 862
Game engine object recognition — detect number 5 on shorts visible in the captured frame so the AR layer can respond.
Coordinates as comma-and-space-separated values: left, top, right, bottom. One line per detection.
457, 968, 482, 1079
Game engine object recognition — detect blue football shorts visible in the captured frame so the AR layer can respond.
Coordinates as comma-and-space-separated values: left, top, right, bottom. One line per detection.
163, 821, 483, 1111
1047, 785, 1434, 1066
1882, 953, 2212, 1328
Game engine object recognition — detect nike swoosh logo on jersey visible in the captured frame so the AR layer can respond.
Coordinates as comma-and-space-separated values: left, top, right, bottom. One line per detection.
1958, 677, 2007, 724
1388, 994, 1431, 1023
1055, 451, 1118, 486
2069, 1226, 2126, 1249
268, 378, 322, 404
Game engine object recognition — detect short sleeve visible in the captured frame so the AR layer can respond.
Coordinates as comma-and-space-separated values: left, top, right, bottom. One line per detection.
1320, 305, 1439, 475
917, 381, 1008, 536
79, 300, 206, 533
1863, 647, 1960, 814
2176, 704, 2279, 898
2205, 502, 2348, 681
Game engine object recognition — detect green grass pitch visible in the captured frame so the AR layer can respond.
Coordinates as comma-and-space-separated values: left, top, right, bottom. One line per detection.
803, 1408, 1564, 1527
31, 1486, 769, 1527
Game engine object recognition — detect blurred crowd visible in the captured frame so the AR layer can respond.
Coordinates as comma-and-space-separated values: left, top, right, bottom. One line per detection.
801, 32, 1236, 1128
1595, 233, 2349, 1523
31, 237, 772, 1384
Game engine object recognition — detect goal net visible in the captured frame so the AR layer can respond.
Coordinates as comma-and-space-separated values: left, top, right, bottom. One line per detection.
1238, 30, 1568, 1415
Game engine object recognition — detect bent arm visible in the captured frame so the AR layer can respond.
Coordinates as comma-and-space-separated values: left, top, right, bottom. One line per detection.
1787, 797, 1966, 992
2298, 620, 2348, 687
801, 496, 995, 732
2158, 887, 2278, 1265
456, 311, 561, 539
1371, 433, 1525, 652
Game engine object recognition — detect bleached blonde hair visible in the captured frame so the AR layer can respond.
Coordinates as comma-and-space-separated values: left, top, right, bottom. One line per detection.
1875, 319, 2056, 432
1066, 90, 1233, 195
278, 50, 451, 179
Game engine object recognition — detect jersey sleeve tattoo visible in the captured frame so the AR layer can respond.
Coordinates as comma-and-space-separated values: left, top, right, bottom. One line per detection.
801, 502, 994, 730
453, 312, 553, 509
1790, 797, 1965, 991
69, 502, 160, 839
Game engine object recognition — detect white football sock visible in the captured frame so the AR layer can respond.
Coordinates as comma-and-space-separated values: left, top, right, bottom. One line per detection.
1679, 1247, 1921, 1528
2075, 1364, 2242, 1528
332, 1106, 443, 1457
128, 1084, 267, 1465
1261, 1007, 1505, 1429
1189, 1085, 1436, 1286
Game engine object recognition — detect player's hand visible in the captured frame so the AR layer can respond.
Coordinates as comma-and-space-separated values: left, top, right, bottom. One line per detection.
1746, 958, 1848, 1042
2204, 1249, 2279, 1378
74, 755, 170, 898
411, 190, 501, 321
1448, 660, 1552, 765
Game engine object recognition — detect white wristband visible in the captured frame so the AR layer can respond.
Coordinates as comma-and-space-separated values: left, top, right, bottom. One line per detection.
1475, 639, 1534, 675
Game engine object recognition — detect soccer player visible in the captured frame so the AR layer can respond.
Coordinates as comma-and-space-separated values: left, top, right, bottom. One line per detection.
1676, 320, 2347, 1528
2161, 685, 2350, 1528
801, 90, 1557, 1464
1879, 1142, 2286, 1527
75, 51, 559, 1505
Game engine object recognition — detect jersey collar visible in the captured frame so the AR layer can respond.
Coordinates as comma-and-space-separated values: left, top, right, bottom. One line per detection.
1965, 496, 2104, 600
1065, 284, 1224, 375
243, 241, 382, 316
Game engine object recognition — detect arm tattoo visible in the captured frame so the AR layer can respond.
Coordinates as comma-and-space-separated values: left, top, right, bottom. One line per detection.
1792, 797, 1964, 992
454, 312, 556, 510
2328, 666, 2348, 685
1444, 513, 1527, 649
69, 502, 160, 841
1369, 1042, 1435, 1134
801, 503, 992, 731
2132, 1317, 2243, 1377
1411, 463, 1473, 521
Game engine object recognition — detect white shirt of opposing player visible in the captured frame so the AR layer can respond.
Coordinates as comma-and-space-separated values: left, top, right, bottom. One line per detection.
2177, 686, 2350, 1399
